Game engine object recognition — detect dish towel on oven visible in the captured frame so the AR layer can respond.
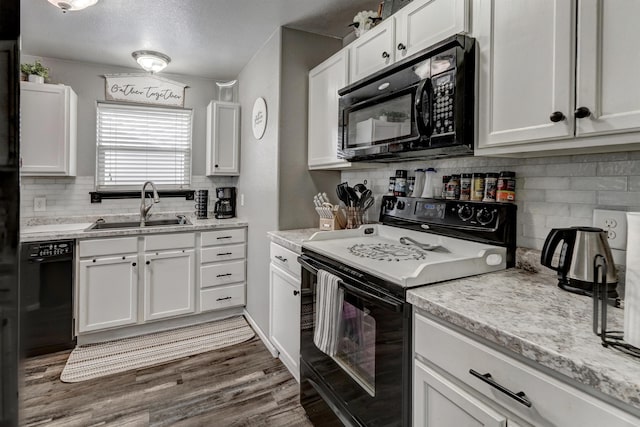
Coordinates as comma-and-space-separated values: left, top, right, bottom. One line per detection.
314, 269, 344, 357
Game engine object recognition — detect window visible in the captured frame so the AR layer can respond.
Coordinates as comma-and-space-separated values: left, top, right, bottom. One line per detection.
96, 102, 193, 190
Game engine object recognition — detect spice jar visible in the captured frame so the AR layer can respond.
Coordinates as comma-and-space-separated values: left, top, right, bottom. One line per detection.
459, 173, 472, 201
407, 176, 416, 196
496, 171, 516, 202
440, 175, 450, 199
394, 170, 408, 196
446, 174, 460, 200
388, 177, 396, 194
483, 172, 499, 202
471, 173, 485, 201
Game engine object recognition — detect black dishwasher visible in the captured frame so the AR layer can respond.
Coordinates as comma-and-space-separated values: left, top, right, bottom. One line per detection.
20, 240, 76, 356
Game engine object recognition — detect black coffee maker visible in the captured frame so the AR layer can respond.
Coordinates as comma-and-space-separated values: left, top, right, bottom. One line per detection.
214, 187, 236, 219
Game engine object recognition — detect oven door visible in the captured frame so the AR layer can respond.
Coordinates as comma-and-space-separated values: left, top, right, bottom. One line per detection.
339, 81, 431, 161
299, 254, 411, 427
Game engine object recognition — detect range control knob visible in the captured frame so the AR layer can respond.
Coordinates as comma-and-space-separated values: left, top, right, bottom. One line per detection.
396, 200, 406, 210
385, 198, 396, 210
457, 204, 474, 221
476, 208, 496, 226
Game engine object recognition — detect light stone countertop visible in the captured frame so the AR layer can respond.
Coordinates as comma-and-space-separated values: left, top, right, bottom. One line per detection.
407, 261, 640, 413
267, 228, 322, 254
21, 213, 248, 242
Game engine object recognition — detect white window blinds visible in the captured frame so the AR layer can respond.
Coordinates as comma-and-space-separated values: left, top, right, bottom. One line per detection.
96, 102, 193, 190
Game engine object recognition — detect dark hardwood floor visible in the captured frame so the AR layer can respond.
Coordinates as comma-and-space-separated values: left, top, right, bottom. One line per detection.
20, 336, 313, 426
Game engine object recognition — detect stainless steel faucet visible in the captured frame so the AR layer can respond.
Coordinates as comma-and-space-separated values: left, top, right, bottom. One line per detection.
140, 181, 160, 226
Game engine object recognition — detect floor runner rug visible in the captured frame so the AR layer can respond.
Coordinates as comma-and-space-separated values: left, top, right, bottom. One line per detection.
60, 315, 255, 383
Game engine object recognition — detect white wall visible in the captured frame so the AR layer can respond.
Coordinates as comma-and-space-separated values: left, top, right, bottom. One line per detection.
237, 27, 343, 334
20, 54, 237, 222
341, 151, 640, 250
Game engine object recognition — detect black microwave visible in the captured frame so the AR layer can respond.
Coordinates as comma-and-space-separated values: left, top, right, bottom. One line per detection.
338, 35, 475, 162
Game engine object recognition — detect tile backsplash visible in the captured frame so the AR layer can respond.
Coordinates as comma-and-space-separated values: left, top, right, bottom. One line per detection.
20, 175, 237, 225
341, 151, 640, 251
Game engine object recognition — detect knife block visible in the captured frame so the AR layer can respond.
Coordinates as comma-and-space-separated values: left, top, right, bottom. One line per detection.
316, 206, 343, 231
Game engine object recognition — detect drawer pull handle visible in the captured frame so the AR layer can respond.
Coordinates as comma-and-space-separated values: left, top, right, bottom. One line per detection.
217, 252, 233, 256
293, 290, 300, 296
469, 369, 532, 408
217, 236, 232, 240
216, 296, 232, 301
275, 255, 288, 262
216, 273, 232, 278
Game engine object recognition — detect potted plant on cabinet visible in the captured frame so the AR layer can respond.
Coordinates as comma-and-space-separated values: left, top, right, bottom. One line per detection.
21, 60, 49, 84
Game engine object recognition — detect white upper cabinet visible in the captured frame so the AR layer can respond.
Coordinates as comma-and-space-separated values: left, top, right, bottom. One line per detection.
575, 0, 640, 137
349, 0, 470, 83
395, 0, 470, 60
206, 101, 240, 176
308, 49, 352, 170
476, 0, 640, 155
20, 82, 77, 176
349, 18, 396, 83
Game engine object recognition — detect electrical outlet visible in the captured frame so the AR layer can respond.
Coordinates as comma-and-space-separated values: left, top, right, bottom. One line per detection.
34, 196, 46, 212
240, 193, 245, 206
593, 209, 627, 250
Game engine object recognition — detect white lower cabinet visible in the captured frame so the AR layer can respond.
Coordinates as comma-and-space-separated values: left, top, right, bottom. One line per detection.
143, 249, 195, 321
269, 264, 300, 381
414, 359, 507, 427
413, 310, 640, 427
78, 254, 138, 333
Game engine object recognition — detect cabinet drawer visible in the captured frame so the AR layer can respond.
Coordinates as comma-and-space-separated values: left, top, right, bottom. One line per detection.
200, 260, 245, 288
201, 243, 245, 263
79, 237, 137, 257
414, 312, 639, 427
145, 233, 195, 251
200, 284, 245, 312
201, 228, 245, 246
270, 242, 300, 279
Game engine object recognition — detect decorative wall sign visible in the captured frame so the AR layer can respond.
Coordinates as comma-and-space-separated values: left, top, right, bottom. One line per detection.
252, 97, 267, 140
104, 74, 188, 107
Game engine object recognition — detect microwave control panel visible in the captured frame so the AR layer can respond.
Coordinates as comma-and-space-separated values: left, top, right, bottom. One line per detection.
432, 71, 455, 137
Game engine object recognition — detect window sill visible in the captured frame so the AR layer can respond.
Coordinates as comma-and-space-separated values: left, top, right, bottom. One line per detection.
90, 190, 195, 203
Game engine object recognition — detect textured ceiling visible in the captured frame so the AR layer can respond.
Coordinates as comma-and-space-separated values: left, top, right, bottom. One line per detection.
21, 0, 380, 79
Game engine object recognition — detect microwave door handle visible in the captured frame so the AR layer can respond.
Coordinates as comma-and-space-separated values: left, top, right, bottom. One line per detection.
414, 78, 432, 138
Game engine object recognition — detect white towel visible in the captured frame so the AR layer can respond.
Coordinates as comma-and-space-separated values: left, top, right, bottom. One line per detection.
314, 270, 344, 356
625, 213, 640, 348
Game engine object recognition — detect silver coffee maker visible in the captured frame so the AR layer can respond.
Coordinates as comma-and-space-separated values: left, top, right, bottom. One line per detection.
541, 226, 618, 298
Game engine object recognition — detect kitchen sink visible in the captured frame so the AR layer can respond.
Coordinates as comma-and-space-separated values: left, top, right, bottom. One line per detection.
85, 217, 191, 231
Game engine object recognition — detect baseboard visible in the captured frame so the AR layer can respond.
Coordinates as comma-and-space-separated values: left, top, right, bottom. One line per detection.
243, 309, 279, 357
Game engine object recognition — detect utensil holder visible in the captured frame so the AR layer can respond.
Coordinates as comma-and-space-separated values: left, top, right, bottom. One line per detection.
346, 206, 363, 229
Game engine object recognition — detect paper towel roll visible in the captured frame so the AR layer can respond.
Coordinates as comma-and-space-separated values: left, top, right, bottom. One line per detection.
624, 212, 640, 348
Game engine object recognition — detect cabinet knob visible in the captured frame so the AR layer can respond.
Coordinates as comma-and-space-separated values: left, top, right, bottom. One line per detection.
122, 256, 126, 260
92, 259, 96, 263
382, 51, 390, 59
549, 111, 565, 122
397, 43, 406, 51
215, 164, 219, 168
146, 260, 150, 265
293, 290, 300, 296
575, 106, 591, 119
132, 262, 137, 266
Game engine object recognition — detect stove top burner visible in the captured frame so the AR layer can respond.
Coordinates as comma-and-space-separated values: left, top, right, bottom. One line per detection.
347, 243, 427, 262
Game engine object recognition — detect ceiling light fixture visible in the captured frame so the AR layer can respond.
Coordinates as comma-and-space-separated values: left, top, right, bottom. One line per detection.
131, 50, 171, 73
47, 0, 99, 13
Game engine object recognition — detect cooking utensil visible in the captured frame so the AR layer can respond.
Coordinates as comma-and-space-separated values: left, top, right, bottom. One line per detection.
361, 196, 375, 211
358, 189, 372, 208
354, 183, 367, 196
336, 183, 350, 206
399, 236, 447, 252
345, 186, 359, 207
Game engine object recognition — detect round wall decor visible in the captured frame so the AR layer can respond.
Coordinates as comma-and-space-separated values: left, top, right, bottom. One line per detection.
252, 97, 267, 140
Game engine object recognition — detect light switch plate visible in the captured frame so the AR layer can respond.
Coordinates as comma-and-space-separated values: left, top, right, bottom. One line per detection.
593, 209, 627, 250
34, 196, 46, 212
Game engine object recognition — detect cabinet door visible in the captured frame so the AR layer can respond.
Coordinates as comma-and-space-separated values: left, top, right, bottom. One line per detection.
269, 264, 301, 382
476, 0, 575, 148
349, 18, 396, 83
308, 49, 350, 169
78, 255, 138, 333
20, 82, 77, 176
143, 250, 195, 321
414, 359, 507, 427
396, 0, 470, 60
576, 0, 640, 137
206, 101, 240, 176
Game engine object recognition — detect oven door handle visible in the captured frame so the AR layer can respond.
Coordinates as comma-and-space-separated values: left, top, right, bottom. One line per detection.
299, 255, 404, 312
